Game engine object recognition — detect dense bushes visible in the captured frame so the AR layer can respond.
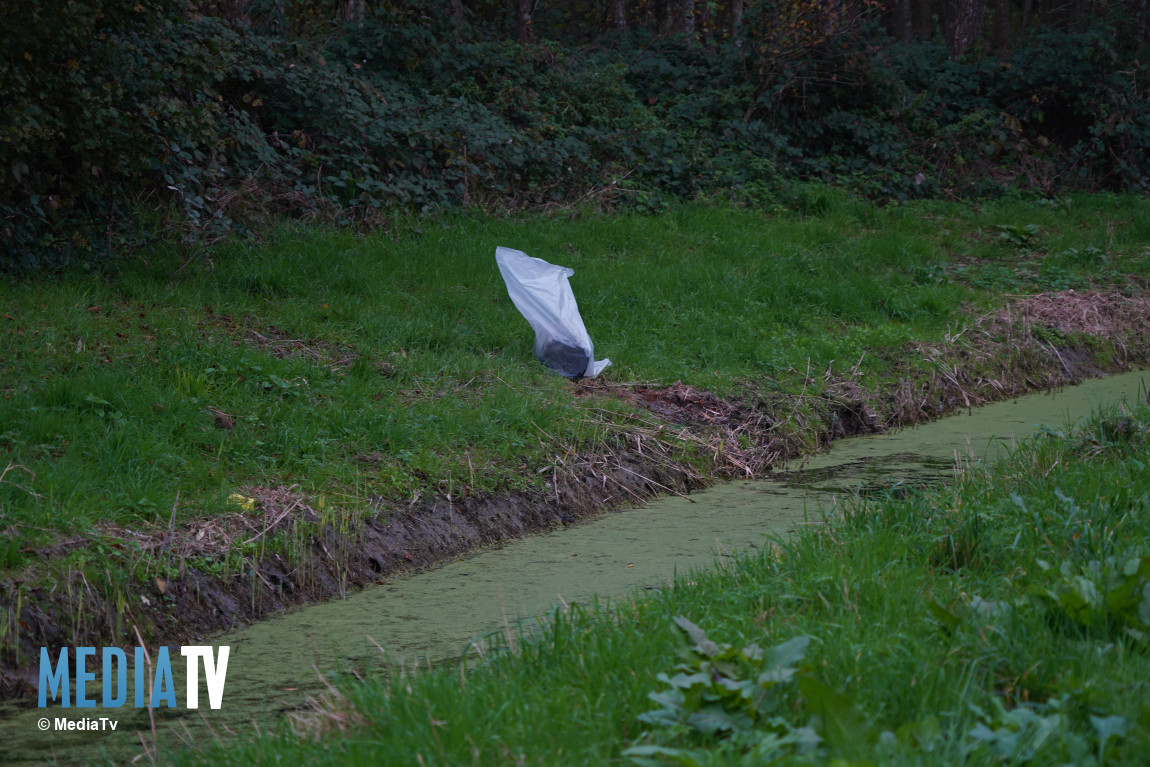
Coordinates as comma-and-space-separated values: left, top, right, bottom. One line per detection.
3, 1, 1148, 270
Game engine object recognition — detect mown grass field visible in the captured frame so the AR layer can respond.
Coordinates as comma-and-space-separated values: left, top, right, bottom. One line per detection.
3, 193, 1148, 572
167, 402, 1150, 766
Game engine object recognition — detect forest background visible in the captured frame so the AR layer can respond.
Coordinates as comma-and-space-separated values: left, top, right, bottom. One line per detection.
3, 0, 1150, 270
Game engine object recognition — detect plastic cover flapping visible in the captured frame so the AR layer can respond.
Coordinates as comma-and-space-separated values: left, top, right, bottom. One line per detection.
495, 246, 611, 379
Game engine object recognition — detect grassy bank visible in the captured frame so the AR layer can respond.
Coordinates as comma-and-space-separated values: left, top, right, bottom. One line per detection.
3, 193, 1150, 691
172, 401, 1150, 766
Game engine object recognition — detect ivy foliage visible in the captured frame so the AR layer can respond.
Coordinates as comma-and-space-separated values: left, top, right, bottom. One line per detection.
3, 0, 1149, 269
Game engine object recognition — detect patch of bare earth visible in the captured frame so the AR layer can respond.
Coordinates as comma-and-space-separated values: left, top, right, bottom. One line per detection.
123, 485, 321, 564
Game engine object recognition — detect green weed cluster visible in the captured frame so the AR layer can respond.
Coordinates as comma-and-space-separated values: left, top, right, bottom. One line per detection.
619, 405, 1150, 765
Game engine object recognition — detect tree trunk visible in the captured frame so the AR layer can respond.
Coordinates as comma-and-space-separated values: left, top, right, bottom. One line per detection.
1073, 0, 1088, 29
515, 0, 533, 43
452, 0, 465, 29
611, 0, 627, 30
993, 0, 1009, 56
681, 0, 694, 36
949, 0, 987, 58
729, 0, 744, 35
913, 0, 932, 39
1020, 0, 1034, 34
700, 0, 713, 49
341, 0, 365, 26
895, 0, 913, 41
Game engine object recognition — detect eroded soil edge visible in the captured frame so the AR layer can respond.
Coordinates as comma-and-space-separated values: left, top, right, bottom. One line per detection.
3, 290, 1149, 704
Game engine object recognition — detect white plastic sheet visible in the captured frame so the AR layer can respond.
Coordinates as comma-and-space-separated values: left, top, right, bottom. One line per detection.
495, 246, 610, 379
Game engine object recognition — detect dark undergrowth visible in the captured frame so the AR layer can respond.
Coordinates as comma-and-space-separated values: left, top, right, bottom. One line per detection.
4, 0, 1149, 270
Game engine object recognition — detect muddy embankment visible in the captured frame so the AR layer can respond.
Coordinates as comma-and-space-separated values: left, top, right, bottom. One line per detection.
3, 289, 1150, 704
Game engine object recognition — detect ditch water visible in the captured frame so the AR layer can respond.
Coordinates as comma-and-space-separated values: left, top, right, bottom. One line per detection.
2, 370, 1147, 765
